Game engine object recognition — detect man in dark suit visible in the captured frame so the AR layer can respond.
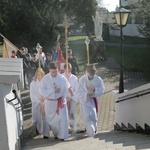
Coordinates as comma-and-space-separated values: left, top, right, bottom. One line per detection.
30, 53, 38, 76
67, 49, 79, 75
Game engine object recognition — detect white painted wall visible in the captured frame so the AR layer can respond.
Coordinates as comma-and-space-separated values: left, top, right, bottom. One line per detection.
4, 85, 18, 150
0, 85, 9, 150
114, 83, 150, 129
0, 58, 23, 150
0, 83, 23, 150
0, 84, 23, 150
110, 24, 145, 37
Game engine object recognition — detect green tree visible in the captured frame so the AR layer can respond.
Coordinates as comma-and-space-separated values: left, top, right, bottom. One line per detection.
0, 0, 63, 50
65, 0, 97, 34
129, 0, 150, 40
0, 0, 98, 51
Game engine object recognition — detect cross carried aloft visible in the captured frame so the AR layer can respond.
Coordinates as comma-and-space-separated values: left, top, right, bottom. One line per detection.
57, 14, 73, 72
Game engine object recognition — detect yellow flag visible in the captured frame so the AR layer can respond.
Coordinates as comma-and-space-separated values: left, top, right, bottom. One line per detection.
2, 40, 9, 58
0, 34, 19, 58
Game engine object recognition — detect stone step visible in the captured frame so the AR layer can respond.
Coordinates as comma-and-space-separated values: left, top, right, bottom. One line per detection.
115, 123, 150, 135
23, 130, 150, 150
21, 95, 31, 105
21, 89, 30, 97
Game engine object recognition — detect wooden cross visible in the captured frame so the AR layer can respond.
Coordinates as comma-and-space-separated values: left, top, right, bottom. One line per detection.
57, 15, 73, 73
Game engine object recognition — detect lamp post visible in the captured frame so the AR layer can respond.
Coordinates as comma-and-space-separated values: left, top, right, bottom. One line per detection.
114, 7, 131, 93
85, 36, 90, 65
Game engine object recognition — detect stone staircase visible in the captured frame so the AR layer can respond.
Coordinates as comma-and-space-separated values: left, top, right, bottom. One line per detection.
21, 57, 150, 150
21, 89, 36, 140
23, 129, 150, 150
21, 88, 150, 150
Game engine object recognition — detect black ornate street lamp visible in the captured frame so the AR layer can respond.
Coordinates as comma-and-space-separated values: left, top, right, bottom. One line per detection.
114, 7, 131, 93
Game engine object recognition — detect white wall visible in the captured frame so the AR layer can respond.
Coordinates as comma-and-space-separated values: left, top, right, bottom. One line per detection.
0, 85, 9, 150
115, 83, 150, 129
4, 85, 19, 150
0, 58, 23, 150
110, 24, 145, 37
123, 24, 145, 37
0, 83, 22, 150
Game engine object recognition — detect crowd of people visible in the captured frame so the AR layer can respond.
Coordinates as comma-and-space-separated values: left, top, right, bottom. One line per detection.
10, 45, 105, 141
30, 62, 105, 140
11, 46, 80, 89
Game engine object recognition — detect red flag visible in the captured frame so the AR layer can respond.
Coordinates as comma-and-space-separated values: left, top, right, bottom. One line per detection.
57, 43, 66, 73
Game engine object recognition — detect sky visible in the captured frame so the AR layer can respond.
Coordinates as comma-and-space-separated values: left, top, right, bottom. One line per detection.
99, 0, 119, 11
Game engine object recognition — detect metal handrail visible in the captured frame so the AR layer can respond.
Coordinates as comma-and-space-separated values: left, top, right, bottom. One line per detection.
7, 89, 23, 110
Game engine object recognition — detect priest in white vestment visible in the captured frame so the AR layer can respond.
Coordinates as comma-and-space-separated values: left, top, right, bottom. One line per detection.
77, 64, 105, 137
62, 63, 79, 132
39, 62, 71, 140
30, 68, 50, 138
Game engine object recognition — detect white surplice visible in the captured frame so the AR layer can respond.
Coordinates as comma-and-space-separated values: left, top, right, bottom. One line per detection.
39, 73, 70, 140
30, 79, 50, 137
63, 73, 79, 131
77, 74, 105, 137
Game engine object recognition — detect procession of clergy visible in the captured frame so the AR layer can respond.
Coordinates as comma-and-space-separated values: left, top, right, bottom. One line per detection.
30, 49, 105, 141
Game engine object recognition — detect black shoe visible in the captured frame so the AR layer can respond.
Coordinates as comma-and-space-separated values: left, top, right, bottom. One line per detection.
36, 128, 39, 135
54, 137, 58, 139
76, 129, 86, 133
43, 136, 49, 139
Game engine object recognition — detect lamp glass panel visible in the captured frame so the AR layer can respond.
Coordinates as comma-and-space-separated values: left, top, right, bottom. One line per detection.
115, 13, 129, 26
121, 13, 129, 25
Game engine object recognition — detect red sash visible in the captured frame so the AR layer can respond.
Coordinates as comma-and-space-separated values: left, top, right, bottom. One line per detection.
46, 97, 64, 115
56, 97, 64, 115
93, 97, 98, 113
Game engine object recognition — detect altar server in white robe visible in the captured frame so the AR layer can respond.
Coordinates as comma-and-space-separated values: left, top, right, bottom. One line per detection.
30, 68, 50, 138
63, 63, 79, 132
39, 62, 71, 140
77, 64, 105, 137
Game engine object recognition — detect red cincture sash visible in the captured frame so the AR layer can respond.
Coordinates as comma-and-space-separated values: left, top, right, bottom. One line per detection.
46, 97, 64, 115
56, 97, 64, 115
93, 97, 98, 113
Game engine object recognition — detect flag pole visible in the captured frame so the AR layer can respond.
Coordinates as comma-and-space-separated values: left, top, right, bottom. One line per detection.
0, 33, 4, 38
64, 15, 69, 74
36, 43, 42, 80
